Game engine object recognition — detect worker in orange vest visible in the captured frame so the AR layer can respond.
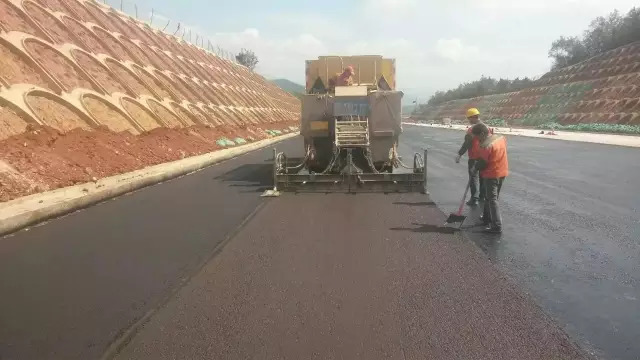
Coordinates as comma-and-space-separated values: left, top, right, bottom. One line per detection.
471, 122, 509, 234
455, 108, 491, 206
328, 66, 355, 91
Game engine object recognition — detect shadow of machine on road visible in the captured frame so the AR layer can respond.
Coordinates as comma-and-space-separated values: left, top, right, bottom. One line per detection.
214, 163, 275, 192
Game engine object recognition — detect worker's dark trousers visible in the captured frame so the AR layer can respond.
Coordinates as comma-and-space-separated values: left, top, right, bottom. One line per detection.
468, 159, 485, 201
482, 177, 505, 230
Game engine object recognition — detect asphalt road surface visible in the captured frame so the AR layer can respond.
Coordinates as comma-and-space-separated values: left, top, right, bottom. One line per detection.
399, 126, 640, 360
0, 128, 635, 359
0, 139, 301, 360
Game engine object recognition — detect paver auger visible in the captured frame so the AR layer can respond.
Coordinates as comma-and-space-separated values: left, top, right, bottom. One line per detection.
264, 56, 427, 194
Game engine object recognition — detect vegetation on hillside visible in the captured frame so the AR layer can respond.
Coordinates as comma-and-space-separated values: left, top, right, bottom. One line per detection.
424, 7, 639, 107
236, 48, 259, 70
549, 7, 640, 70
270, 79, 305, 100
426, 77, 535, 106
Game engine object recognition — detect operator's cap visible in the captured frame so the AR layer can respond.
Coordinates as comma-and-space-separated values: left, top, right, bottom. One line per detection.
466, 108, 480, 118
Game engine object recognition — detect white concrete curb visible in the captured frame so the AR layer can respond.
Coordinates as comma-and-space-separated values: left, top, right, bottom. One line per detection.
0, 133, 299, 236
403, 122, 640, 148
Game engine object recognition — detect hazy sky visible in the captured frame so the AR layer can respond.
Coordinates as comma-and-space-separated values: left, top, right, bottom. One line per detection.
120, 0, 637, 100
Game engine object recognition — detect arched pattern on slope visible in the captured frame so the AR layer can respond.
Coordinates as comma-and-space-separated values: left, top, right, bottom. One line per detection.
0, 39, 58, 91
70, 49, 128, 95
80, 94, 139, 133
23, 39, 99, 92
25, 90, 92, 131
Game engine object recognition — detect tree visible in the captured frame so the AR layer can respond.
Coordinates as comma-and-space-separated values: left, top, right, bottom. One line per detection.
548, 7, 640, 70
235, 48, 258, 70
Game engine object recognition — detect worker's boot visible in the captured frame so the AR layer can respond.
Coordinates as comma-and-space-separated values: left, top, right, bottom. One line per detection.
466, 198, 478, 206
483, 225, 502, 234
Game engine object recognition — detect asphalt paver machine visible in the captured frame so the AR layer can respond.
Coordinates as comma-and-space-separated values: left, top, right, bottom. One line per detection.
265, 55, 426, 194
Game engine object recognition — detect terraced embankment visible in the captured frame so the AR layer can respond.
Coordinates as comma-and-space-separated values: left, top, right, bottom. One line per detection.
0, 0, 300, 202
417, 41, 640, 130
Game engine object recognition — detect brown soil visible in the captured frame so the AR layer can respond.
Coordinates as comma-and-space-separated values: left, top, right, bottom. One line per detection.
147, 100, 183, 128
26, 93, 91, 131
133, 66, 174, 100
171, 104, 196, 126
60, 0, 92, 23
0, 121, 297, 201
82, 96, 137, 134
0, 42, 54, 90
153, 70, 189, 101
122, 20, 159, 48
187, 105, 211, 126
104, 12, 131, 35
159, 52, 184, 74
0, 103, 29, 140
62, 17, 110, 55
204, 84, 224, 105
120, 38, 154, 65
142, 26, 168, 49
201, 106, 224, 126
33, 0, 71, 14
24, 40, 97, 92
71, 49, 129, 94
179, 57, 205, 80
162, 37, 183, 58
93, 27, 135, 62
169, 74, 200, 102
83, 2, 119, 30
23, 2, 80, 46
121, 98, 160, 131
142, 48, 170, 71
106, 59, 154, 97
192, 62, 214, 83
0, 0, 41, 35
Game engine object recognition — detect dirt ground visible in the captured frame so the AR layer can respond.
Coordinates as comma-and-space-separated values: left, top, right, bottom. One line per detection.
0, 122, 297, 202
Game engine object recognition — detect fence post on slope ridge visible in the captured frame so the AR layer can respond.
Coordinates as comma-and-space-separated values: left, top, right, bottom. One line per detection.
162, 18, 170, 31
150, 8, 154, 26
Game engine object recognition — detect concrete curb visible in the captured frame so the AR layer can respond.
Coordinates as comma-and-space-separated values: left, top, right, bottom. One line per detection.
0, 133, 298, 237
403, 122, 640, 148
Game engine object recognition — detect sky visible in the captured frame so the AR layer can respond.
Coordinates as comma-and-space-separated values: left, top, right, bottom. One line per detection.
115, 0, 638, 102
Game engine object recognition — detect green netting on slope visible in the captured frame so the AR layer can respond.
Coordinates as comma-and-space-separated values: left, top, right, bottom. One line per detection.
521, 82, 593, 126
234, 138, 247, 145
216, 138, 236, 147
537, 122, 640, 134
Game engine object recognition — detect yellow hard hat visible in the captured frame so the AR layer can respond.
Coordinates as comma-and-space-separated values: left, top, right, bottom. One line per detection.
466, 108, 480, 118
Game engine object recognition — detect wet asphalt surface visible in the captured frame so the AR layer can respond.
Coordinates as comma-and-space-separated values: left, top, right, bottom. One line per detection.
399, 126, 640, 360
0, 129, 635, 359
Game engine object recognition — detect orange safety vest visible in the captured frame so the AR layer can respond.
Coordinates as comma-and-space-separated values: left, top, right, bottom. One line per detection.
477, 134, 508, 179
467, 125, 494, 159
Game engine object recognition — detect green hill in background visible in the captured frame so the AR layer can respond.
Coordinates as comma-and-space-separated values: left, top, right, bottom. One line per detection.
270, 79, 305, 99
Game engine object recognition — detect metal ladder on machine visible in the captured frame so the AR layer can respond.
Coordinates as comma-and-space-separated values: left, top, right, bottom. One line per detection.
335, 116, 369, 148
334, 116, 370, 176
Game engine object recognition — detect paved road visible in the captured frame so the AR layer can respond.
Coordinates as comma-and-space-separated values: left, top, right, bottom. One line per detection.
115, 193, 584, 360
399, 126, 640, 360
0, 127, 632, 360
0, 139, 300, 360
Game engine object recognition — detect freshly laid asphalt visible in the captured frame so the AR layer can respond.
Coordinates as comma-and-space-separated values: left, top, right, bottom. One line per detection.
0, 139, 300, 360
399, 126, 640, 360
0, 128, 636, 359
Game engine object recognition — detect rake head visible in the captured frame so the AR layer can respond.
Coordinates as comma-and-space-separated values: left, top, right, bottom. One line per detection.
445, 213, 467, 224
